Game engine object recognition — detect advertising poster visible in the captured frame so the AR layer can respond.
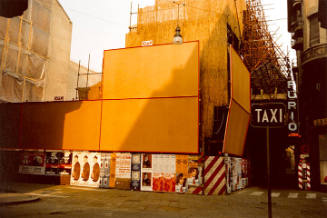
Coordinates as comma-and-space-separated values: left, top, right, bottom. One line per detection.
131, 153, 141, 191
115, 153, 132, 189
19, 150, 46, 175
45, 150, 72, 176
231, 157, 242, 191
175, 155, 203, 194
109, 153, 116, 188
152, 154, 176, 192
240, 159, 248, 189
99, 153, 110, 188
70, 151, 101, 187
141, 154, 153, 191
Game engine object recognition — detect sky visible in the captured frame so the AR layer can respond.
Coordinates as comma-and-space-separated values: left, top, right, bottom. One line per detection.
58, 0, 296, 72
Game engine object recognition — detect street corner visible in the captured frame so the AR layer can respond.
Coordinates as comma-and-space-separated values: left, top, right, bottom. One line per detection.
0, 193, 40, 206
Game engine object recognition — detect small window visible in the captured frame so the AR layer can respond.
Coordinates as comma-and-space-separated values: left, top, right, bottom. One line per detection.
309, 13, 320, 46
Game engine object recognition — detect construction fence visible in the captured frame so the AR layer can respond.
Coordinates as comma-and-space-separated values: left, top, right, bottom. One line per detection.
1, 149, 249, 195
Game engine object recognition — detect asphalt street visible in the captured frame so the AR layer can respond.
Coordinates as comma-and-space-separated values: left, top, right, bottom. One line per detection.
0, 183, 326, 218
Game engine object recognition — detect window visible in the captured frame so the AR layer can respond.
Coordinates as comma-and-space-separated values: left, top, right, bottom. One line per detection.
309, 13, 320, 46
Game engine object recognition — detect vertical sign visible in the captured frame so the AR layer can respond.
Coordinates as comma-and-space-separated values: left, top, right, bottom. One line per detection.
288, 79, 299, 136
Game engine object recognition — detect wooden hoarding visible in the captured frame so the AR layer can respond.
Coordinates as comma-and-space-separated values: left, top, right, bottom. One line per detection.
101, 42, 199, 153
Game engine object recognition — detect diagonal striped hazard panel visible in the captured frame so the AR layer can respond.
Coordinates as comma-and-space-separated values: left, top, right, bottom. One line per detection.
204, 156, 226, 195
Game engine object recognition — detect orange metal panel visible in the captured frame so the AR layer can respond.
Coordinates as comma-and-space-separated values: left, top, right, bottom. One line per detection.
100, 97, 198, 153
20, 101, 102, 150
223, 99, 250, 156
102, 42, 199, 99
230, 45, 251, 113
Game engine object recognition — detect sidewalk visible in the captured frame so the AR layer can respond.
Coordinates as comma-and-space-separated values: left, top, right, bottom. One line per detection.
0, 192, 40, 205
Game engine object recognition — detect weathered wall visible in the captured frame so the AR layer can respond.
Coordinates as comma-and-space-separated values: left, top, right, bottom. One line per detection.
43, 0, 73, 101
0, 0, 91, 102
125, 0, 246, 148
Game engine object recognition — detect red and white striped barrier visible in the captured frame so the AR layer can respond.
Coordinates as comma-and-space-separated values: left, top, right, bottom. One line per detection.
306, 162, 311, 190
298, 158, 311, 190
203, 156, 226, 195
298, 160, 303, 190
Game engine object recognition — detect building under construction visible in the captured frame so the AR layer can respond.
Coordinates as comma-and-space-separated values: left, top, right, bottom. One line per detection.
1, 0, 299, 192
0, 0, 101, 103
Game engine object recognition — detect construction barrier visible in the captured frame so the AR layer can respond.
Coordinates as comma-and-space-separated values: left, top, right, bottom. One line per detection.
9, 150, 249, 195
298, 156, 311, 190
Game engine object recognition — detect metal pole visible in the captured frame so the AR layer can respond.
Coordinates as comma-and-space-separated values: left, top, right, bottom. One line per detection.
267, 126, 272, 218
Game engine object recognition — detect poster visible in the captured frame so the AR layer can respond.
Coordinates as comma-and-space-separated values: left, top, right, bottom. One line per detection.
109, 153, 116, 188
231, 157, 242, 191
19, 150, 46, 175
141, 154, 153, 191
152, 154, 176, 192
240, 159, 248, 189
45, 150, 72, 176
115, 153, 131, 189
175, 155, 203, 194
70, 151, 101, 187
99, 153, 110, 188
131, 153, 141, 190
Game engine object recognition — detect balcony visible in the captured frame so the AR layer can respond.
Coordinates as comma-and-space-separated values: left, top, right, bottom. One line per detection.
291, 37, 303, 50
302, 43, 327, 65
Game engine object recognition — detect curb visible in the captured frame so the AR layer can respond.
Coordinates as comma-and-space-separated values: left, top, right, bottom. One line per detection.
0, 194, 40, 206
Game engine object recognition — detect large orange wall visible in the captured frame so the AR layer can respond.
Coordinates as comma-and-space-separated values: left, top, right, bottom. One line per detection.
0, 42, 200, 154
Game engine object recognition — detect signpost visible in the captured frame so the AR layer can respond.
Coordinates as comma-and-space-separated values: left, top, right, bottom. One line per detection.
251, 103, 286, 218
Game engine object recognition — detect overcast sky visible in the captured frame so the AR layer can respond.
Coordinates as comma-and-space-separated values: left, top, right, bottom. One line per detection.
58, 0, 296, 72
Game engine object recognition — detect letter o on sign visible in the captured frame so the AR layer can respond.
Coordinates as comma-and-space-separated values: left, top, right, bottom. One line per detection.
288, 122, 297, 131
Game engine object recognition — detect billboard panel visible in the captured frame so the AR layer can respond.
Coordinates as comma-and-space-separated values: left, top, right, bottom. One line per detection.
100, 97, 198, 153
20, 101, 101, 150
223, 99, 250, 156
102, 42, 199, 99
230, 46, 251, 113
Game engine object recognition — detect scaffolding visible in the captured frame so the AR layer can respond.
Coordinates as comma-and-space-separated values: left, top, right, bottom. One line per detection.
0, 0, 50, 102
241, 0, 288, 95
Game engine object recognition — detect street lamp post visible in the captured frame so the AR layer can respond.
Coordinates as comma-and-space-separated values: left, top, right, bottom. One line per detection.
172, 1, 184, 44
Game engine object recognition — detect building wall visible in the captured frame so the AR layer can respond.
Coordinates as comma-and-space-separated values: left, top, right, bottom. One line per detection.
44, 0, 73, 101
302, 0, 327, 50
125, 0, 246, 148
288, 0, 327, 190
0, 0, 90, 102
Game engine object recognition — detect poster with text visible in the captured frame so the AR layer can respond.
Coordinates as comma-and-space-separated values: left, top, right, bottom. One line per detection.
19, 150, 46, 175
115, 153, 132, 189
152, 154, 176, 192
100, 153, 110, 188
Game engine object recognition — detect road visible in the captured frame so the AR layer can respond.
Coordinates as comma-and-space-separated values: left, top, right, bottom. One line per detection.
0, 183, 326, 218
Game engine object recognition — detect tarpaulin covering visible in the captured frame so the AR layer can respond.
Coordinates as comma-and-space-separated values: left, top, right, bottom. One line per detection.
0, 0, 49, 102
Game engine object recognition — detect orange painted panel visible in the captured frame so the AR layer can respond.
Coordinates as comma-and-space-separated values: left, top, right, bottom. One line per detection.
102, 42, 199, 99
223, 99, 250, 156
20, 101, 101, 150
0, 103, 21, 148
100, 97, 198, 153
230, 45, 251, 113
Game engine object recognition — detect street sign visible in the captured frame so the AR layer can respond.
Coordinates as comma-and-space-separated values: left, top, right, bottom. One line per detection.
251, 103, 286, 128
250, 102, 286, 218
